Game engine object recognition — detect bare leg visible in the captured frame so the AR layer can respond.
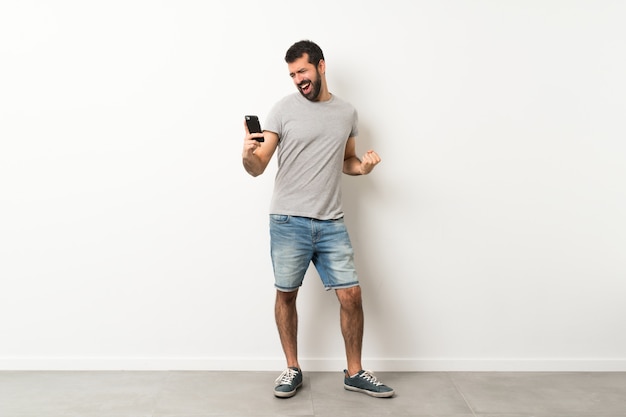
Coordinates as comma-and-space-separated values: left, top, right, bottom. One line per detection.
275, 289, 300, 369
335, 286, 364, 376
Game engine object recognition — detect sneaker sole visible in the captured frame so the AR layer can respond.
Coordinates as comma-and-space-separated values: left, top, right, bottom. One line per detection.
274, 381, 303, 398
344, 383, 394, 398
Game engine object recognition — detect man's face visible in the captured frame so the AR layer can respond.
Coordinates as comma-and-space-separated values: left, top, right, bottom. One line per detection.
288, 54, 323, 101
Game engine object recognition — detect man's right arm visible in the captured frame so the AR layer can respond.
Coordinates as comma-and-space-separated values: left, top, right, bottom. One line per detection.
242, 126, 279, 177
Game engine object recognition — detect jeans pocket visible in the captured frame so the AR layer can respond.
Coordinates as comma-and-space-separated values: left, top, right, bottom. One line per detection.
270, 214, 290, 224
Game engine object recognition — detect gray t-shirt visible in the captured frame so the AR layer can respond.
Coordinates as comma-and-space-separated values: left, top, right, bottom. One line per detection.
265, 93, 358, 220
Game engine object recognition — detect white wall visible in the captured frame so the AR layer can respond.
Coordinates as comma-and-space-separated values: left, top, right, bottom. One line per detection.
1, 0, 625, 371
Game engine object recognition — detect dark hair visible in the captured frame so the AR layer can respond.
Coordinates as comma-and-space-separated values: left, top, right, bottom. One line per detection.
285, 40, 325, 66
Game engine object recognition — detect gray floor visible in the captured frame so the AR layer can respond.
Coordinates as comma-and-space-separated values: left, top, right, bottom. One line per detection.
1, 371, 626, 417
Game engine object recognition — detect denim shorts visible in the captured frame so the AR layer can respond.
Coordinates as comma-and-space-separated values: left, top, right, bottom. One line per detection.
269, 215, 359, 292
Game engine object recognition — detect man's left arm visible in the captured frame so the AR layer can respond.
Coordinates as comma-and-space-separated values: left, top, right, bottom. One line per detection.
343, 137, 381, 176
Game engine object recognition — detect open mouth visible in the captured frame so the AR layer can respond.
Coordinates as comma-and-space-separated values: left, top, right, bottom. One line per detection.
299, 81, 312, 95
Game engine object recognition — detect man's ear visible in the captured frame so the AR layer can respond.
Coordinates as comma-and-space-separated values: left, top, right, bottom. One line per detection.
317, 59, 326, 74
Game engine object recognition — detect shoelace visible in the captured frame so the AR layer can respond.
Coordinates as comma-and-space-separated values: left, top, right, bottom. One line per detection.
275, 368, 299, 385
358, 370, 384, 386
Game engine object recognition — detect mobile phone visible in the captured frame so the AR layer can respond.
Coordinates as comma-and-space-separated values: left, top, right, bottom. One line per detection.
245, 115, 264, 142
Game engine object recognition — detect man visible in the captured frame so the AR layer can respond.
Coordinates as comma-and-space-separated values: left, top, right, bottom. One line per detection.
242, 40, 394, 399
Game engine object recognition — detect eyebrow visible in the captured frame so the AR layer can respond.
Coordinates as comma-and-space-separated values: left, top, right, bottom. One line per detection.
289, 67, 307, 77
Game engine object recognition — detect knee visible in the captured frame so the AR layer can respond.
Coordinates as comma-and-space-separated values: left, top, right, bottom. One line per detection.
337, 286, 363, 310
276, 289, 298, 306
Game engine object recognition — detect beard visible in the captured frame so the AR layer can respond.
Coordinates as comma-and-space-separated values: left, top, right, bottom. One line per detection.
298, 69, 323, 101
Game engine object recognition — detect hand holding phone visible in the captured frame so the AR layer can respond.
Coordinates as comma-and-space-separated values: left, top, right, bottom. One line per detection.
245, 115, 265, 142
